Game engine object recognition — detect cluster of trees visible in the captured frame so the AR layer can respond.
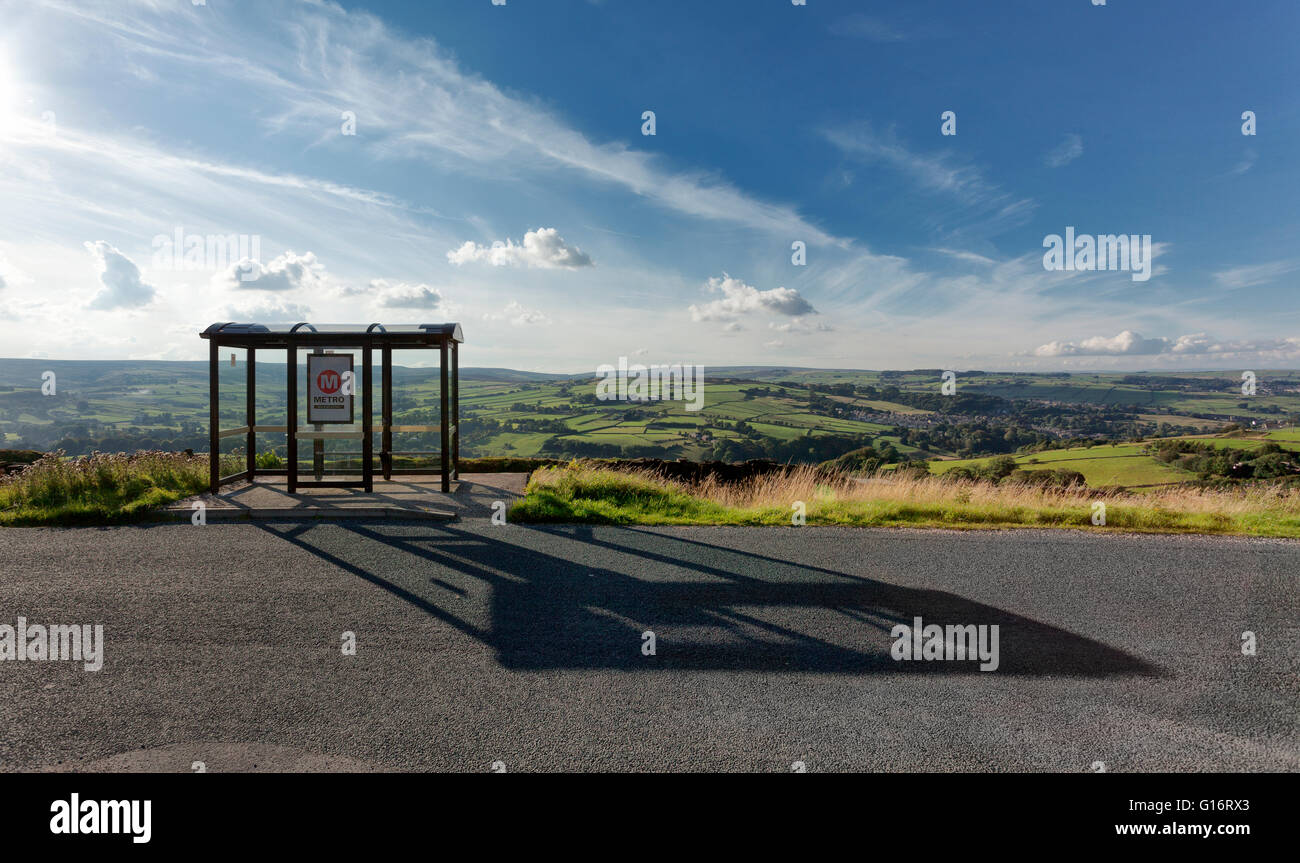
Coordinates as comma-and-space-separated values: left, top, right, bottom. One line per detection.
942, 456, 1086, 488
708, 432, 875, 465
1017, 437, 1132, 454
772, 381, 859, 398
1149, 440, 1300, 480
540, 438, 671, 459
466, 416, 569, 435
822, 443, 900, 475
893, 421, 1043, 457
1120, 375, 1238, 392
508, 401, 577, 413
50, 429, 210, 455
883, 389, 1010, 415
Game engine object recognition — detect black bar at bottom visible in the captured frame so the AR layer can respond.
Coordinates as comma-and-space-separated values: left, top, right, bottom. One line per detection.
2, 773, 1288, 850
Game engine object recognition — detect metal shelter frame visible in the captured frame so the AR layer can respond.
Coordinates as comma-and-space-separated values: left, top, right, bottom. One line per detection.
200, 322, 463, 494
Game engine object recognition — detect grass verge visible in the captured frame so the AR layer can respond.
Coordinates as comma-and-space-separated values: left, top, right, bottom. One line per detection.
509, 463, 1300, 538
0, 450, 237, 526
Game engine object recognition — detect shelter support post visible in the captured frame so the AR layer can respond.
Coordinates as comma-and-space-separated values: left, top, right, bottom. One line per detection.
287, 346, 298, 493
246, 348, 256, 480
363, 341, 374, 493
382, 345, 393, 480
451, 340, 459, 481
440, 340, 450, 493
208, 340, 219, 493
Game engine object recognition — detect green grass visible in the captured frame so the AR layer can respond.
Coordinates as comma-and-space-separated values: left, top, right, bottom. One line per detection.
0, 450, 238, 526
510, 467, 738, 524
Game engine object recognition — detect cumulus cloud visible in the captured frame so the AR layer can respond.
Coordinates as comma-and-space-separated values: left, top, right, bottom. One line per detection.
1043, 134, 1083, 168
1033, 330, 1300, 358
363, 279, 444, 309
447, 228, 593, 269
1164, 334, 1300, 355
1034, 330, 1168, 357
216, 251, 326, 292
689, 275, 817, 323
84, 241, 155, 309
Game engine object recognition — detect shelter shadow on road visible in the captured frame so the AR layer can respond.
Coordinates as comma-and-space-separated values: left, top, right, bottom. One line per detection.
260, 522, 1159, 677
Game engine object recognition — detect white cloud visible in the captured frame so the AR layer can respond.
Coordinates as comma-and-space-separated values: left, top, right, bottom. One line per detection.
1043, 134, 1083, 168
823, 124, 1035, 240
929, 248, 998, 266
825, 125, 992, 201
507, 302, 549, 326
447, 228, 593, 269
35, 0, 840, 246
482, 301, 550, 326
84, 241, 154, 309
1230, 148, 1257, 175
689, 275, 817, 323
1213, 258, 1300, 290
1034, 330, 1168, 357
1166, 334, 1300, 355
216, 251, 325, 292
1033, 330, 1300, 358
1, 0, 1290, 373
367, 280, 444, 309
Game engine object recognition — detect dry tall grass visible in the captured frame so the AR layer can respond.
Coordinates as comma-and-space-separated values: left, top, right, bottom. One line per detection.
514, 462, 1300, 536
694, 464, 1300, 517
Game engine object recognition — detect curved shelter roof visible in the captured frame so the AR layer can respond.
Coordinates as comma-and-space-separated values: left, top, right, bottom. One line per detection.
201, 322, 463, 348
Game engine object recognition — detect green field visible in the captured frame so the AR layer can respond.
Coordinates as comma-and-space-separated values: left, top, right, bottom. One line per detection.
930, 432, 1285, 488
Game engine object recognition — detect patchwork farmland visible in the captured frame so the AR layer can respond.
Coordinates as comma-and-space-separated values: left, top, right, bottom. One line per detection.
2, 359, 1299, 489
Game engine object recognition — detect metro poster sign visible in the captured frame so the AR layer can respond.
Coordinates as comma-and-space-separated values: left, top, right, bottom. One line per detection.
307, 354, 354, 424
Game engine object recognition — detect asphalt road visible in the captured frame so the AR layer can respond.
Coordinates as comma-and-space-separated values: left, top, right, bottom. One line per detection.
1, 520, 1296, 772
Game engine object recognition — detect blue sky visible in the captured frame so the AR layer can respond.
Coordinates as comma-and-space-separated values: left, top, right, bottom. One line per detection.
0, 0, 1296, 371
